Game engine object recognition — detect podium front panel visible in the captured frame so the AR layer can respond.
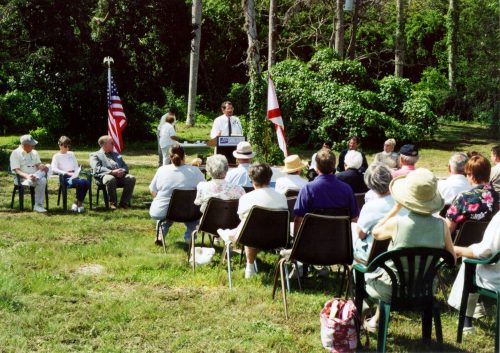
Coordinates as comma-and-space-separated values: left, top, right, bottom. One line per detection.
216, 136, 245, 166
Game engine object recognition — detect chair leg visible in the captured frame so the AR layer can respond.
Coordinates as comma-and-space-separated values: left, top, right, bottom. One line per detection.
62, 185, 68, 211
496, 293, 499, 353
102, 188, 109, 209
433, 305, 443, 344
377, 302, 391, 353
57, 185, 62, 206
422, 305, 433, 343
272, 259, 284, 299
457, 264, 475, 344
279, 259, 289, 319
88, 180, 93, 210
45, 184, 49, 210
227, 243, 232, 289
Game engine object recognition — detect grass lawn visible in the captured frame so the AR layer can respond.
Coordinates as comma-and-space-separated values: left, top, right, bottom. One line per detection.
0, 121, 497, 352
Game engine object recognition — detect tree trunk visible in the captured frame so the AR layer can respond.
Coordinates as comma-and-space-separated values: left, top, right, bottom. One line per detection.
268, 0, 277, 70
447, 0, 459, 90
186, 0, 202, 127
335, 0, 345, 58
394, 0, 405, 77
346, 0, 358, 59
242, 0, 266, 158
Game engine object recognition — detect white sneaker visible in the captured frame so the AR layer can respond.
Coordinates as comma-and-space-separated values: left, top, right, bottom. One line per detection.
473, 302, 486, 319
33, 205, 47, 213
463, 326, 475, 335
77, 206, 85, 213
244, 264, 257, 279
71, 203, 78, 212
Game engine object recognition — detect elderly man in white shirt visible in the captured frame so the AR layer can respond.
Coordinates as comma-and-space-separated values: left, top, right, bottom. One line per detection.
210, 101, 243, 138
225, 141, 254, 188
158, 112, 178, 165
10, 134, 49, 212
438, 152, 472, 205
275, 155, 307, 194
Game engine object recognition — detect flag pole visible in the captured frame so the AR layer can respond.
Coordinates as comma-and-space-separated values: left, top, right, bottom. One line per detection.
103, 56, 114, 94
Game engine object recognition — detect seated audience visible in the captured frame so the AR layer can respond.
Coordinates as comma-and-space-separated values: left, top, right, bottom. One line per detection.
51, 136, 90, 213
336, 150, 369, 193
353, 163, 407, 262
446, 154, 499, 234
490, 145, 500, 193
448, 211, 500, 334
158, 112, 178, 166
437, 152, 471, 205
225, 141, 254, 187
275, 155, 308, 195
149, 144, 205, 245
391, 144, 419, 178
363, 168, 456, 330
90, 135, 136, 210
219, 163, 287, 278
310, 141, 332, 170
294, 148, 359, 227
9, 134, 49, 213
194, 154, 245, 213
337, 136, 368, 173
373, 138, 400, 170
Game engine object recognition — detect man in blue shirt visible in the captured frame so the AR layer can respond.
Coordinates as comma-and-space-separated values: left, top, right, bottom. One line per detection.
294, 148, 359, 228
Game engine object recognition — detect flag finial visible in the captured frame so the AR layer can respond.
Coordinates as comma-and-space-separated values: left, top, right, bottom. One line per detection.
103, 56, 114, 68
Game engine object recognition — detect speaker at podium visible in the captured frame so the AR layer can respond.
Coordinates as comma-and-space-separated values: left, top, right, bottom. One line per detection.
215, 136, 246, 165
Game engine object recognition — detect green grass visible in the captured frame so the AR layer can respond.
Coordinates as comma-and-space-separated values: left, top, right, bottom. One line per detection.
0, 121, 497, 352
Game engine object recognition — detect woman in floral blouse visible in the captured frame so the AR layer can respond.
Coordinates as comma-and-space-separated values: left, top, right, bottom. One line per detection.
446, 154, 499, 234
194, 154, 245, 213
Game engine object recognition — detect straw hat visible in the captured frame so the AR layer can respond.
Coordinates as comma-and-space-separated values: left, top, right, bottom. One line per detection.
281, 155, 307, 174
390, 168, 444, 215
232, 141, 255, 159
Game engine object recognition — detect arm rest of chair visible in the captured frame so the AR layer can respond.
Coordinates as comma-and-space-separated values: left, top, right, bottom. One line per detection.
463, 250, 500, 265
353, 263, 370, 273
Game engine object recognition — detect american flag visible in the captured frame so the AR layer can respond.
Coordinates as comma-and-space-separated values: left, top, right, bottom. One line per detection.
107, 74, 127, 153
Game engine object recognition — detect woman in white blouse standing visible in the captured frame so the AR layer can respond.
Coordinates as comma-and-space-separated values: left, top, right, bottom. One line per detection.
51, 136, 90, 212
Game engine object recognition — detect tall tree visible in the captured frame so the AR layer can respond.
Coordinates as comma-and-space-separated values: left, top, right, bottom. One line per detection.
346, 0, 359, 59
187, 0, 202, 127
268, 0, 277, 70
447, 0, 458, 90
395, 0, 405, 76
335, 0, 345, 58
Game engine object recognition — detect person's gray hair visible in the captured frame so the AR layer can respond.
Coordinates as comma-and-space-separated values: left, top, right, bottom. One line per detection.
344, 150, 363, 169
400, 154, 419, 166
384, 138, 396, 146
98, 135, 112, 147
449, 152, 468, 174
364, 163, 393, 195
206, 154, 228, 179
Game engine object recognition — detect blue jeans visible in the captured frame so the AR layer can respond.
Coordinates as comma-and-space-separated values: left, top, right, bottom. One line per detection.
159, 219, 199, 242
64, 176, 90, 203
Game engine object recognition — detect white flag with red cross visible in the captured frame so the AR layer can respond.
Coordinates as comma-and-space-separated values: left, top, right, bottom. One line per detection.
267, 75, 288, 157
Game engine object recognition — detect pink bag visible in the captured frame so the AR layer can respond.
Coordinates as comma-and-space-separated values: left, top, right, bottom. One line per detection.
320, 298, 359, 353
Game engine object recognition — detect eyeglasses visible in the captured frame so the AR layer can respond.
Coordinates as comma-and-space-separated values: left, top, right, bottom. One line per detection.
59, 144, 70, 148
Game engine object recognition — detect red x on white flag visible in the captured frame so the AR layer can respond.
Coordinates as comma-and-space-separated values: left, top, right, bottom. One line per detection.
267, 75, 288, 157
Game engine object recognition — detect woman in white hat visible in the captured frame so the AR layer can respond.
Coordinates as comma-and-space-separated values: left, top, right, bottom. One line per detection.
362, 168, 456, 331
275, 155, 308, 195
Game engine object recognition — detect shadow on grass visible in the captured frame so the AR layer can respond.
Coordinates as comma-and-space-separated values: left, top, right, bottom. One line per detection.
421, 122, 495, 151
358, 334, 471, 353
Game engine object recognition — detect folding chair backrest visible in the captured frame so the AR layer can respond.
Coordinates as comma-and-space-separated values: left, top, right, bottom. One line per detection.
166, 189, 202, 223
290, 213, 353, 266
454, 220, 489, 247
237, 206, 289, 250
312, 208, 350, 217
285, 189, 299, 197
198, 198, 240, 236
354, 193, 366, 211
367, 247, 455, 309
287, 196, 297, 222
243, 186, 254, 193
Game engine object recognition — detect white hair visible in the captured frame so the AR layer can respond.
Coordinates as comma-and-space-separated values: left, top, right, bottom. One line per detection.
206, 154, 228, 179
344, 150, 363, 170
449, 153, 468, 174
400, 154, 419, 166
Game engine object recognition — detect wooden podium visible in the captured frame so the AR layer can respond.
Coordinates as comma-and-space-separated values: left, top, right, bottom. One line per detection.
212, 136, 245, 165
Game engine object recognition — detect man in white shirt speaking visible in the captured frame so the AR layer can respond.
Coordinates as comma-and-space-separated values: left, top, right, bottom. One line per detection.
210, 101, 243, 139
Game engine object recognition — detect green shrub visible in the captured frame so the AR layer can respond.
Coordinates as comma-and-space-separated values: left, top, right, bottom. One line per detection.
377, 75, 412, 117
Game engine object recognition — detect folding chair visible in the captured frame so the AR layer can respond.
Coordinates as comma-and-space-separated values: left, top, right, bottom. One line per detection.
454, 220, 489, 247
242, 186, 254, 193
286, 196, 297, 223
157, 189, 201, 254
457, 250, 500, 353
354, 247, 455, 353
92, 172, 130, 209
284, 189, 299, 197
10, 168, 49, 211
272, 213, 353, 319
221, 206, 289, 289
191, 198, 240, 271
